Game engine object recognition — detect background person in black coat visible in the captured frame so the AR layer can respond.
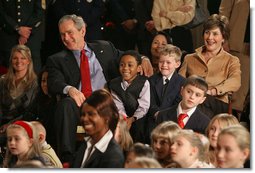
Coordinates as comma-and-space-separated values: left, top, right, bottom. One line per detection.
0, 0, 44, 74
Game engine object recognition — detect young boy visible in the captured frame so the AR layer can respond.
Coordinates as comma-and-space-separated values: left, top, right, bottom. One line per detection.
144, 44, 185, 144
156, 75, 210, 134
108, 50, 150, 142
31, 121, 63, 168
149, 44, 186, 116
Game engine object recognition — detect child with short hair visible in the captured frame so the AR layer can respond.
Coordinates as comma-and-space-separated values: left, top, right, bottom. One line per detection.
151, 121, 181, 168
216, 125, 250, 168
205, 113, 240, 166
145, 44, 186, 144
108, 50, 150, 142
170, 129, 214, 168
124, 142, 155, 168
3, 120, 45, 168
156, 75, 210, 134
30, 121, 63, 168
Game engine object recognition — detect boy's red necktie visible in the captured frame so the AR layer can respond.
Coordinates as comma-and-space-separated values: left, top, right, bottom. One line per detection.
178, 113, 188, 128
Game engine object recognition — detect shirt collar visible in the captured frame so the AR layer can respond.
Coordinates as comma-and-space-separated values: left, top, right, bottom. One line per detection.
177, 102, 197, 117
84, 130, 113, 153
162, 71, 174, 84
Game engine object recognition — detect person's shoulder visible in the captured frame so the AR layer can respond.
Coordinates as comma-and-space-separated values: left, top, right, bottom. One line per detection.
48, 49, 70, 59
88, 40, 112, 47
194, 108, 210, 121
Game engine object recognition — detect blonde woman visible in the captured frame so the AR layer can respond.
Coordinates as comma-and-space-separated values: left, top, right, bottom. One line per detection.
216, 125, 250, 168
206, 113, 239, 166
0, 45, 38, 127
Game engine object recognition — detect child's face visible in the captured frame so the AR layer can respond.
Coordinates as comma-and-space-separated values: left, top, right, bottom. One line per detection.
119, 55, 141, 84
7, 128, 32, 158
208, 119, 222, 149
158, 54, 180, 77
170, 136, 196, 166
152, 137, 171, 160
216, 134, 249, 168
180, 85, 206, 110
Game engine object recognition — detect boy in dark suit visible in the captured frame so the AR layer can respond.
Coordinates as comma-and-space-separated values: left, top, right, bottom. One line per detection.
156, 75, 210, 134
144, 44, 185, 144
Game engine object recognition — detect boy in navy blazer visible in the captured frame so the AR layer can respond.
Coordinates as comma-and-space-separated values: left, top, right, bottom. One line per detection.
156, 75, 210, 134
144, 44, 185, 144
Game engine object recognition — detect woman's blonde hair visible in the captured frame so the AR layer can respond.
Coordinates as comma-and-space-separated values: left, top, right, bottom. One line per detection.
206, 113, 239, 136
4, 44, 37, 90
116, 115, 133, 152
3, 121, 42, 167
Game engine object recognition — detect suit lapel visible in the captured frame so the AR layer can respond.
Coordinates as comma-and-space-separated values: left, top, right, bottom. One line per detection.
155, 74, 164, 102
185, 109, 199, 128
84, 149, 102, 168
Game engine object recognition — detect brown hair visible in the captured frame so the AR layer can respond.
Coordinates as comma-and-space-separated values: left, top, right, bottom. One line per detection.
203, 14, 230, 40
182, 75, 208, 96
82, 89, 119, 133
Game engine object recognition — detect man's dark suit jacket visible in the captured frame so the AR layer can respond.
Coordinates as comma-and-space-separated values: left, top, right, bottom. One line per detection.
72, 138, 124, 168
46, 40, 122, 96
156, 105, 210, 134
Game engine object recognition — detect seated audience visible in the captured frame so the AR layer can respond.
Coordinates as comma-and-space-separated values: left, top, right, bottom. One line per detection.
145, 44, 186, 144
46, 14, 152, 164
108, 50, 150, 142
72, 89, 124, 168
156, 75, 210, 134
178, 14, 241, 118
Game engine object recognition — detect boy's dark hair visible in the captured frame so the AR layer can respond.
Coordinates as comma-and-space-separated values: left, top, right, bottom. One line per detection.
120, 50, 142, 65
183, 75, 208, 96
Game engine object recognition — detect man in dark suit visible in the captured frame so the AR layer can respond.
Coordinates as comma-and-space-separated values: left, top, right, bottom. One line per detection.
156, 75, 211, 134
46, 14, 152, 165
0, 0, 44, 73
